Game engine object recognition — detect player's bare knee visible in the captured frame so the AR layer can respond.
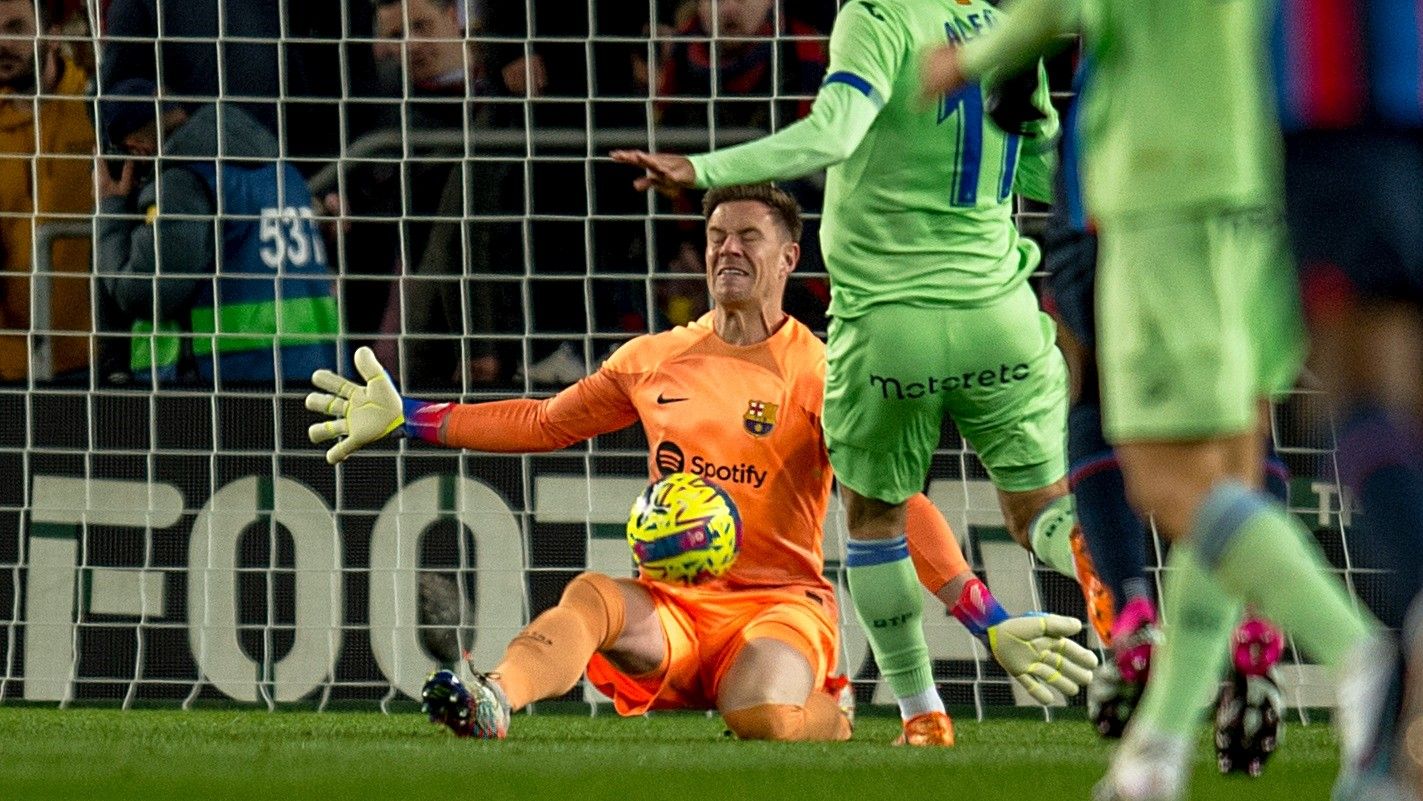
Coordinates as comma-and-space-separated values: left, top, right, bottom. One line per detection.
1002, 509, 1034, 551
1119, 470, 1193, 541
719, 638, 818, 739
718, 638, 814, 710
1001, 484, 1067, 551
722, 704, 804, 741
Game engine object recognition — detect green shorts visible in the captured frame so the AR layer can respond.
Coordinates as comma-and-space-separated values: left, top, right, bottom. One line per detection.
823, 282, 1069, 504
1096, 206, 1306, 442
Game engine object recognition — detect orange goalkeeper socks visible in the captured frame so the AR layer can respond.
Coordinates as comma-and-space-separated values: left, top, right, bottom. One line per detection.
722, 692, 851, 742
493, 571, 626, 711
904, 493, 970, 596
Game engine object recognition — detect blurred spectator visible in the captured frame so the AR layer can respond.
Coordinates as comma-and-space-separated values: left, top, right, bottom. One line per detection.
657, 0, 827, 131
341, 0, 519, 390
480, 0, 674, 380
481, 0, 660, 113
651, 0, 830, 332
0, 0, 94, 382
45, 0, 93, 75
99, 0, 342, 163
95, 79, 338, 386
372, 0, 483, 92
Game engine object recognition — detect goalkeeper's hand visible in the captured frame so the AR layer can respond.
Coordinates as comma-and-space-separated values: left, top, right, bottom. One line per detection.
306, 346, 405, 464
988, 613, 1099, 705
985, 64, 1049, 136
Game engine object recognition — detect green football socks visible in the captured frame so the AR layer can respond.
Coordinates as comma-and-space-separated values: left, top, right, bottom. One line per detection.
845, 535, 940, 717
1194, 482, 1375, 670
1131, 541, 1239, 737
1029, 493, 1079, 579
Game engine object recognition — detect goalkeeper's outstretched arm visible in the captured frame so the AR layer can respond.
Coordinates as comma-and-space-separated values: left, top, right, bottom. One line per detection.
306, 346, 638, 464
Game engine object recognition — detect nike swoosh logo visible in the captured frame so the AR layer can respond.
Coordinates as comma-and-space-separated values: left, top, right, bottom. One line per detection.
656, 394, 689, 404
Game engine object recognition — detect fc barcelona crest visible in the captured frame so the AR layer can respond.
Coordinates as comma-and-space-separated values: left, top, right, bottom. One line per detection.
743, 400, 778, 437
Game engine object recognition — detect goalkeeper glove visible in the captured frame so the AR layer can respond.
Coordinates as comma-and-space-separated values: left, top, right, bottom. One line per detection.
985, 64, 1049, 136
988, 613, 1099, 705
974, 0, 1048, 137
950, 577, 1098, 705
306, 346, 452, 463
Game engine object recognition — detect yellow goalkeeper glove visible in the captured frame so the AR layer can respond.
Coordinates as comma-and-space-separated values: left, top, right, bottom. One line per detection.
306, 346, 406, 464
988, 613, 1099, 705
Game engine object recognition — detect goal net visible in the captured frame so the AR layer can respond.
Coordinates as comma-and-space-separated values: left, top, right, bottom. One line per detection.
0, 0, 1371, 716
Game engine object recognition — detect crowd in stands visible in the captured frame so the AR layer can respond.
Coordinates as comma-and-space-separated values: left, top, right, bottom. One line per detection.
0, 0, 842, 390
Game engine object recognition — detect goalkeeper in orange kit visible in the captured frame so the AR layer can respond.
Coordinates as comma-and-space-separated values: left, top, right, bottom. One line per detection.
308, 184, 1096, 744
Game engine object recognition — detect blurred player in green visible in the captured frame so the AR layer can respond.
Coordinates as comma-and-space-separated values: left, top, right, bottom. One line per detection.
612, 0, 1104, 746
921, 1, 1387, 798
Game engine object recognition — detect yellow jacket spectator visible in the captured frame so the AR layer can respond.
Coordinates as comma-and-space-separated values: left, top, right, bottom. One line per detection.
0, 3, 94, 382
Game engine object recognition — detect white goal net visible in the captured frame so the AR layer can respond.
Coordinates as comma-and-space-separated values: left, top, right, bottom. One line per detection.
0, 0, 1371, 716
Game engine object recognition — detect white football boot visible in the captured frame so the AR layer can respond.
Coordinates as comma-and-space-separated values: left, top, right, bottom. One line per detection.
1335, 633, 1400, 799
1093, 730, 1191, 801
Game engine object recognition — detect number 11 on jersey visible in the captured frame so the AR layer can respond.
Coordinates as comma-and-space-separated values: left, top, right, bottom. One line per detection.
937, 21, 1020, 208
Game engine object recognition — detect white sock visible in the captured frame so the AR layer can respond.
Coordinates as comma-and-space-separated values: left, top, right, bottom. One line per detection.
897, 685, 946, 720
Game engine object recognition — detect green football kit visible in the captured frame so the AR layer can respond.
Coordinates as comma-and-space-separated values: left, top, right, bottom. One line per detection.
957, 1, 1376, 770
689, 0, 1067, 502
958, 0, 1305, 441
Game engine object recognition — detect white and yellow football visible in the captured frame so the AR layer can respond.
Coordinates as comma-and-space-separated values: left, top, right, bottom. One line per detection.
626, 472, 741, 584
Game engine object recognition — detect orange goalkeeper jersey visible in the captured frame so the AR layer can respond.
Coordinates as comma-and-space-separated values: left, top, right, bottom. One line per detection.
442, 313, 835, 601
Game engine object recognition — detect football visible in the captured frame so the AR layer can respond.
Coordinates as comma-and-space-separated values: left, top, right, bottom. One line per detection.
626, 472, 742, 583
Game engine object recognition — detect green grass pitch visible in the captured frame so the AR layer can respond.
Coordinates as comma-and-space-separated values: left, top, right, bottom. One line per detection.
0, 707, 1337, 800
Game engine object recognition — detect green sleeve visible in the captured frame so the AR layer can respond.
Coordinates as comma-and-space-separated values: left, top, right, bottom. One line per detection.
688, 1, 907, 188
689, 87, 881, 188
960, 0, 1078, 83
1013, 137, 1057, 204
1012, 60, 1059, 203
824, 1, 910, 107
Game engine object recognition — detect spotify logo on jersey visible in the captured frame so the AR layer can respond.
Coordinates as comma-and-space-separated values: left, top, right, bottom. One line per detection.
654, 441, 767, 488
654, 441, 685, 476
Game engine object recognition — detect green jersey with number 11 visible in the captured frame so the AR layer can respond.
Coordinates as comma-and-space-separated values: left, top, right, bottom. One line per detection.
688, 0, 1057, 319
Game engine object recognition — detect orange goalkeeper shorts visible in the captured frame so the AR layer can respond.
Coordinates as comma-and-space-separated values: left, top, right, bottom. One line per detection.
586, 579, 839, 715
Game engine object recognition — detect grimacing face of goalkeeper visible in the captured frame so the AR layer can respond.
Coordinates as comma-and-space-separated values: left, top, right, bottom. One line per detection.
704, 199, 798, 310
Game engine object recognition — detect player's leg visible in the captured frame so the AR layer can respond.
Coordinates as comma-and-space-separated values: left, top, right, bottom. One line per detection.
1054, 296, 1160, 737
494, 572, 666, 708
715, 598, 850, 742
823, 306, 954, 743
1043, 235, 1161, 736
938, 281, 1104, 607
903, 492, 1014, 636
1095, 209, 1379, 799
903, 493, 973, 606
1043, 177, 1152, 623
839, 486, 953, 744
718, 640, 851, 741
1062, 329, 1154, 626
906, 489, 1099, 705
995, 480, 1122, 655
423, 571, 665, 737
1212, 414, 1288, 777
